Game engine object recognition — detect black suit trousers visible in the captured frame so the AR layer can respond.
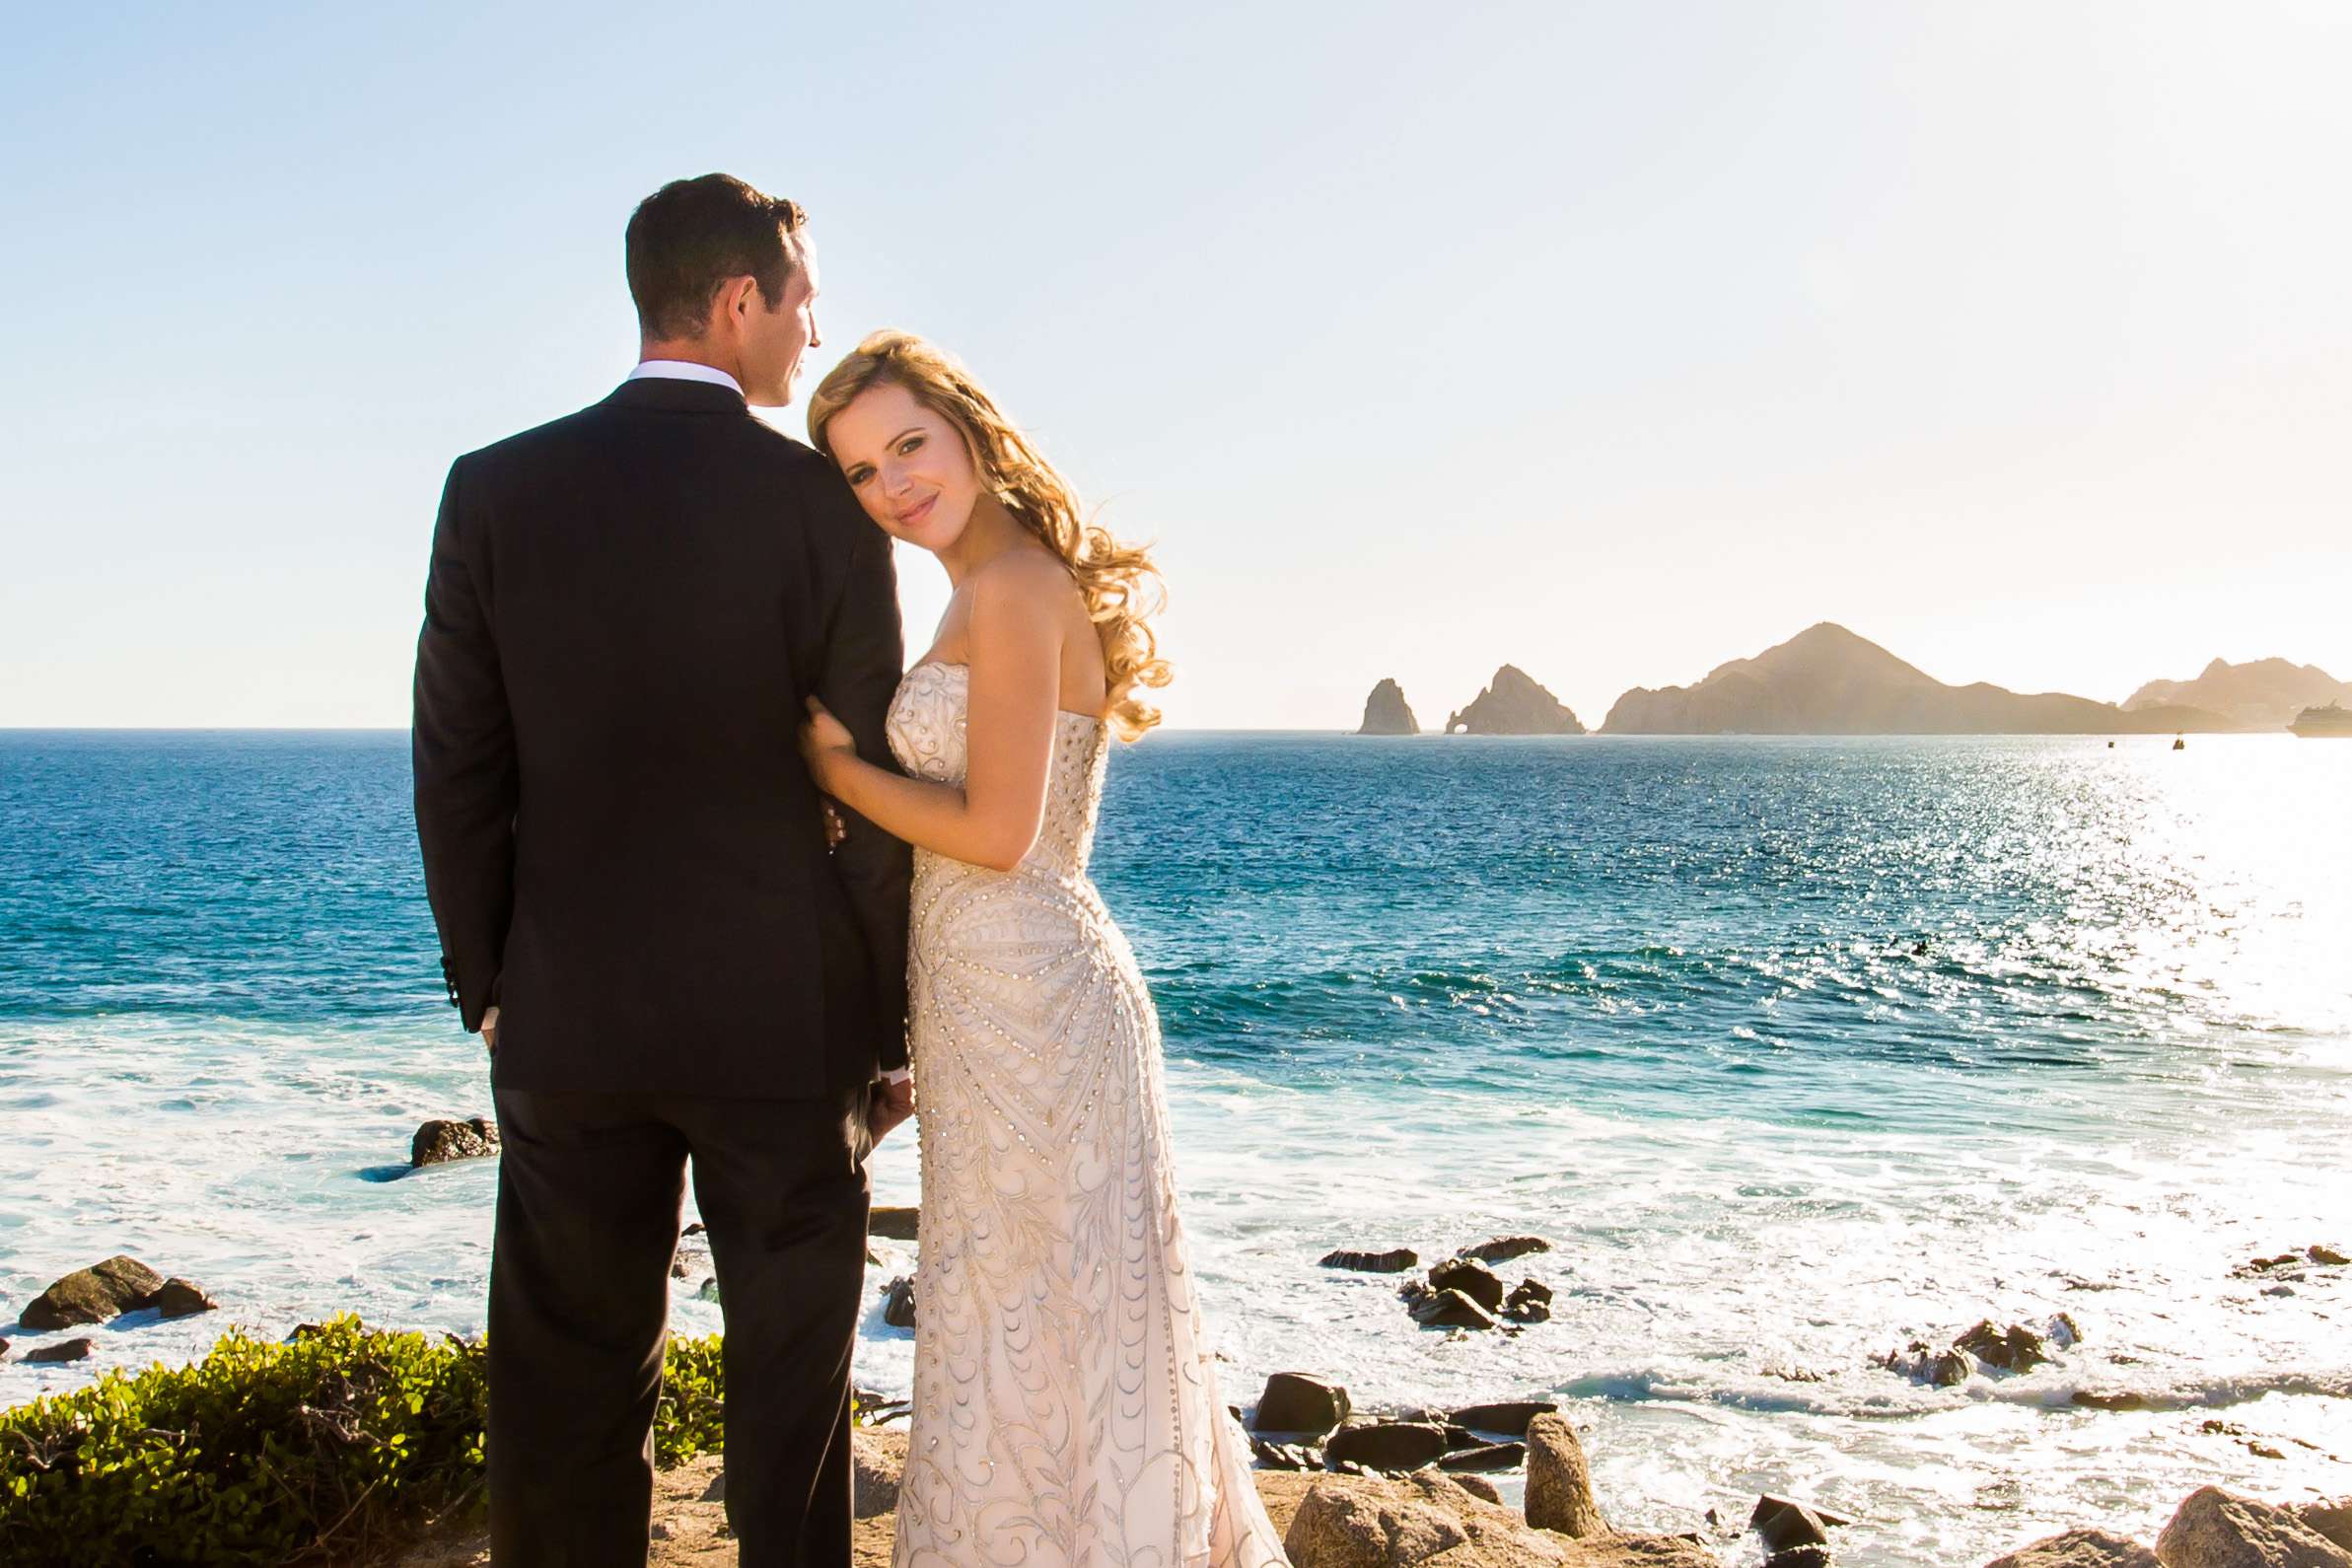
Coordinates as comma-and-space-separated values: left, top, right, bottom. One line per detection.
485, 1079, 873, 1567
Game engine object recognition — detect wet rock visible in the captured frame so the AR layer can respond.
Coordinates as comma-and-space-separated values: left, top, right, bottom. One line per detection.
1984, 1529, 2164, 1567
1957, 1319, 2052, 1373
24, 1337, 95, 1364
870, 1206, 920, 1241
2311, 1246, 2350, 1267
1764, 1550, 1832, 1568
1322, 1247, 1419, 1273
2050, 1313, 2085, 1348
134, 1277, 218, 1319
1257, 1373, 1352, 1435
2155, 1485, 2352, 1567
681, 1221, 706, 1237
882, 1276, 917, 1329
22, 1255, 165, 1329
1459, 1236, 1553, 1265
1451, 1400, 1559, 1438
853, 1427, 905, 1518
1509, 1298, 1552, 1324
1524, 1412, 1607, 1538
1428, 1258, 1507, 1313
411, 1116, 500, 1167
1932, 1349, 1973, 1387
1408, 1288, 1498, 1330
2073, 1390, 2156, 1412
1438, 1441, 1526, 1472
1505, 1279, 1554, 1323
1751, 1494, 1856, 1533
1252, 1437, 1321, 1471
1325, 1422, 1452, 1474
1751, 1497, 1833, 1553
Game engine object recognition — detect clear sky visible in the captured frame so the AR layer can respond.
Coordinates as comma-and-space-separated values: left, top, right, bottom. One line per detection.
3, 1, 2346, 730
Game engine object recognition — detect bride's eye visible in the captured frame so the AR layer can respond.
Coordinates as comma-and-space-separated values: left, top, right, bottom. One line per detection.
898, 436, 924, 457
846, 465, 874, 486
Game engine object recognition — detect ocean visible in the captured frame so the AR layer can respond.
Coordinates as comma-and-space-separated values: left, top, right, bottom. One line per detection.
3, 729, 2347, 1565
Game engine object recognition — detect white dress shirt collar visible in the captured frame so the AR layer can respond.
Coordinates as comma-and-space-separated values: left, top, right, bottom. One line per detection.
627, 359, 745, 396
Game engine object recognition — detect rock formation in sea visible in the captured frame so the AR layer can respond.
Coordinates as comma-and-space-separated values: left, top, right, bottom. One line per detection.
1356, 678, 1419, 735
2124, 656, 2352, 731
1446, 666, 1585, 735
1600, 622, 2237, 736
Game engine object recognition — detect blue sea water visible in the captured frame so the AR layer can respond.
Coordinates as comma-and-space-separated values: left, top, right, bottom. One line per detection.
3, 729, 2349, 1565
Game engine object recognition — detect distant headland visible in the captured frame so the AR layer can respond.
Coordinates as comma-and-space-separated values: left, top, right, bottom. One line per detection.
1354, 623, 2347, 737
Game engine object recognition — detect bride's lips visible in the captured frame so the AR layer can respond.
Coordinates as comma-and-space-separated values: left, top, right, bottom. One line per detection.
897, 495, 937, 527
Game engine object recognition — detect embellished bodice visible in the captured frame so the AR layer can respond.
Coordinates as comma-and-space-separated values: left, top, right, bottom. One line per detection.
883, 661, 1109, 886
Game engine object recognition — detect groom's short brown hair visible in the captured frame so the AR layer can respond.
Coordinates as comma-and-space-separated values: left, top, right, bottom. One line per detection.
626, 174, 808, 341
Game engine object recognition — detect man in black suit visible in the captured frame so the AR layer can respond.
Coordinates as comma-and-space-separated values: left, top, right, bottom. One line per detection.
412, 174, 912, 1567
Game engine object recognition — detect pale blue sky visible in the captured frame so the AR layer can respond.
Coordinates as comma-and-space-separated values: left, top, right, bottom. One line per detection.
3, 1, 2346, 729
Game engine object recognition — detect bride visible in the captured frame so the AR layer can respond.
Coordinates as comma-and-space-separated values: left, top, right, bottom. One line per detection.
797, 330, 1289, 1568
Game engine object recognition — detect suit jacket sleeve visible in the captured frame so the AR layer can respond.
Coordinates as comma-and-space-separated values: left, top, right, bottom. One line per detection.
411, 455, 517, 1033
811, 474, 914, 1070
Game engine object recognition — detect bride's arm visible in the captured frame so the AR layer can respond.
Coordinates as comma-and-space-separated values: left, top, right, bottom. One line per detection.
799, 557, 1064, 872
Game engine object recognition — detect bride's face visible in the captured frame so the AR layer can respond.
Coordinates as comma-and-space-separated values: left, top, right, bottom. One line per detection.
828, 381, 983, 554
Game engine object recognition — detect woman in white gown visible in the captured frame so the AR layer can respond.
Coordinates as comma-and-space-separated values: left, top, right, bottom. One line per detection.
798, 331, 1289, 1568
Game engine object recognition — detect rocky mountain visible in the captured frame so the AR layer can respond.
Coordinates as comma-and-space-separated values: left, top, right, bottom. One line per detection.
2123, 657, 2352, 731
1356, 678, 1419, 736
1446, 667, 1585, 735
1600, 622, 2235, 735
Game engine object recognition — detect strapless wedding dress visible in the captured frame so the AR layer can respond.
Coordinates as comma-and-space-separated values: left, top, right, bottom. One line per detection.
882, 661, 1288, 1567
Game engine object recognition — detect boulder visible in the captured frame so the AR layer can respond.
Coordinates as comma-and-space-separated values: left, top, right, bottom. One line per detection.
853, 1427, 905, 1519
411, 1116, 500, 1167
24, 1337, 96, 1364
135, 1277, 218, 1319
1452, 1401, 1560, 1438
871, 1206, 920, 1241
1253, 1437, 1323, 1471
1984, 1530, 2165, 1567
1429, 1258, 1507, 1313
2312, 1246, 2350, 1266
1281, 1470, 1714, 1567
2155, 1486, 2352, 1567
1505, 1280, 1554, 1322
1326, 1422, 1453, 1474
2294, 1504, 2352, 1554
1957, 1319, 2052, 1373
1751, 1495, 1856, 1534
1439, 1441, 1527, 1472
882, 1276, 917, 1329
1750, 1498, 1831, 1553
1409, 1289, 1498, 1330
1323, 1247, 1419, 1273
1257, 1372, 1352, 1435
21, 1255, 165, 1329
1525, 1412, 1608, 1538
1461, 1237, 1554, 1264
1358, 679, 1420, 737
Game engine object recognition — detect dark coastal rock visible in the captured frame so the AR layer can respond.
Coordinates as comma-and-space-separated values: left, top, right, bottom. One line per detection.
1459, 1236, 1553, 1265
1763, 1550, 1832, 1568
1505, 1279, 1553, 1322
1251, 1437, 1322, 1471
24, 1337, 96, 1364
2311, 1245, 2350, 1267
1509, 1299, 1552, 1324
1408, 1289, 1498, 1330
1451, 1400, 1559, 1438
1750, 1497, 1834, 1553
1256, 1372, 1351, 1435
22, 1255, 165, 1329
1957, 1319, 2052, 1373
1751, 1495, 1856, 1533
1321, 1247, 1418, 1273
1933, 1349, 1973, 1386
134, 1277, 218, 1319
2154, 1485, 2352, 1567
1325, 1421, 1452, 1473
2073, 1390, 2156, 1412
1446, 667, 1585, 736
882, 1276, 917, 1329
1985, 1529, 2164, 1567
0, 1338, 9, 1361
410, 1116, 500, 1167
1357, 678, 1420, 737
1428, 1258, 1506, 1314
682, 1222, 706, 1237
1525, 1412, 1608, 1538
1437, 1441, 1525, 1472
870, 1206, 920, 1241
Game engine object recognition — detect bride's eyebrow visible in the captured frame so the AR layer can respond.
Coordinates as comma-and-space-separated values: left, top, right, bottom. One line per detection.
889, 427, 923, 445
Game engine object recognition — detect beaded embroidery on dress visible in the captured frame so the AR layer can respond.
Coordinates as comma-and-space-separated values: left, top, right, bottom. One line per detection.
883, 661, 1289, 1568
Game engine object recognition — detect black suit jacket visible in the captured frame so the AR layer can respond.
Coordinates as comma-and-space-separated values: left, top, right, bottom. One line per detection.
411, 376, 911, 1098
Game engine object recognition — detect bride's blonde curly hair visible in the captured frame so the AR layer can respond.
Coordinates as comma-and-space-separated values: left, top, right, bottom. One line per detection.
808, 329, 1173, 741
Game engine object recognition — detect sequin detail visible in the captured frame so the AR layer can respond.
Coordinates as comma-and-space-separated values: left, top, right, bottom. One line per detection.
884, 662, 1288, 1567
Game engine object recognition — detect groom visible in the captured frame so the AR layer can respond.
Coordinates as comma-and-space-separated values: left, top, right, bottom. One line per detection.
412, 174, 912, 1566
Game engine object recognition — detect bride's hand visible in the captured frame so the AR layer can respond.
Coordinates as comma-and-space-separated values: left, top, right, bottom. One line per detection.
798, 695, 857, 790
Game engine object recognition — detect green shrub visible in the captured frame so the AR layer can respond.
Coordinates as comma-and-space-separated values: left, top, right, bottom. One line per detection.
0, 1314, 731, 1566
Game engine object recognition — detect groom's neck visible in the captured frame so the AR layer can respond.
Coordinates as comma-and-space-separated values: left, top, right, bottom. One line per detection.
638, 337, 744, 382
